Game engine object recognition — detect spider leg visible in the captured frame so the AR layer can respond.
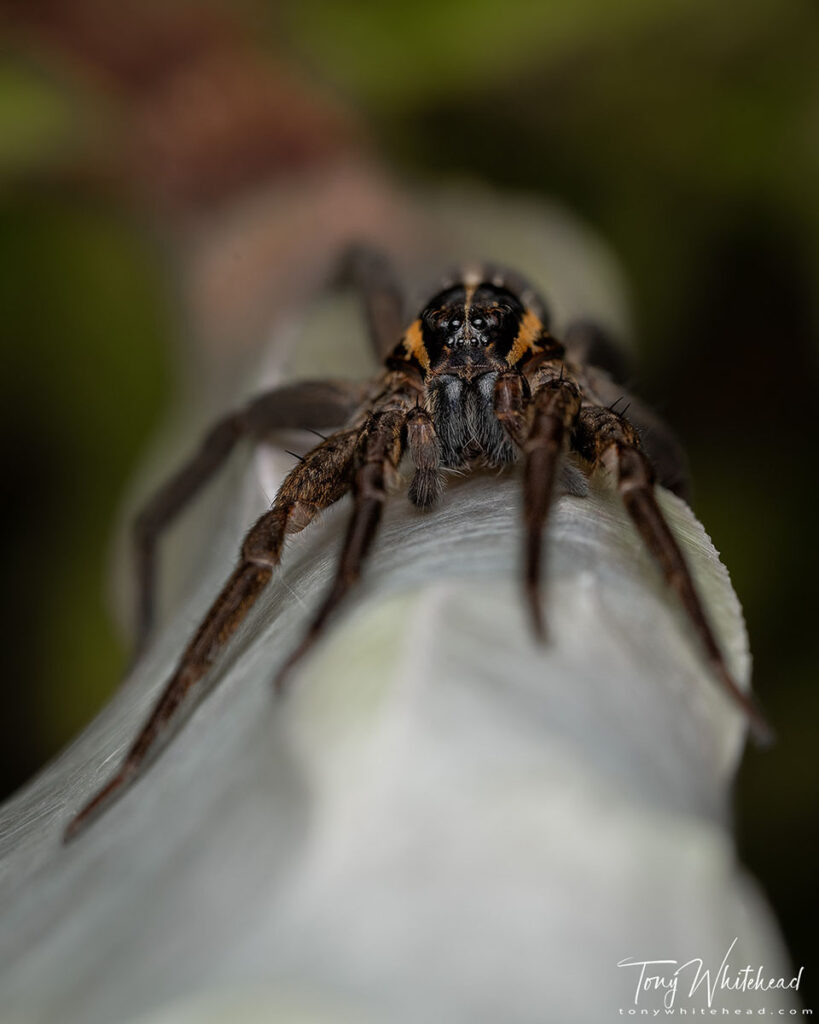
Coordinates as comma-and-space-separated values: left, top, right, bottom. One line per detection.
338, 244, 406, 361
563, 320, 690, 499
573, 405, 772, 743
133, 379, 366, 658
273, 405, 409, 690
496, 370, 582, 638
65, 425, 364, 842
406, 406, 443, 508
577, 360, 691, 502
522, 380, 583, 639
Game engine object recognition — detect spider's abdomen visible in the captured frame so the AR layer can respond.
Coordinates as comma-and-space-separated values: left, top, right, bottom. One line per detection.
427, 372, 517, 468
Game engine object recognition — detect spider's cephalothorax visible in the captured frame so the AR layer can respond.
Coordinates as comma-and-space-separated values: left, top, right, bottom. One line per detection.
391, 273, 563, 475
65, 248, 771, 842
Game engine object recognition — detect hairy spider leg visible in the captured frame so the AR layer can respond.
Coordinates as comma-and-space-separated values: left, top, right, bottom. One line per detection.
273, 403, 411, 690
406, 406, 443, 508
65, 425, 364, 841
133, 380, 367, 658
515, 371, 582, 639
573, 358, 692, 503
64, 562, 273, 843
573, 404, 773, 744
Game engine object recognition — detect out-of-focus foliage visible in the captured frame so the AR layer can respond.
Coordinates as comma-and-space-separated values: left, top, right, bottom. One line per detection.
0, 63, 78, 170
0, 195, 171, 781
0, 0, 817, 999
283, 0, 703, 106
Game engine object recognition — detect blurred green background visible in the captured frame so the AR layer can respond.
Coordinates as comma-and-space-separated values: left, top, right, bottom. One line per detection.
1, 0, 817, 995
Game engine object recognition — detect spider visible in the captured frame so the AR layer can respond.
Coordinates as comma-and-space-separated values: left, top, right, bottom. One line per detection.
64, 246, 771, 841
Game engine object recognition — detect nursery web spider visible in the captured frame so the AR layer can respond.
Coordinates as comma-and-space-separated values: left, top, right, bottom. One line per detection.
64, 247, 771, 841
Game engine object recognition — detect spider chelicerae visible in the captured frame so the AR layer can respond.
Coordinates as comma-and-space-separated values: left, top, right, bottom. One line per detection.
65, 246, 770, 841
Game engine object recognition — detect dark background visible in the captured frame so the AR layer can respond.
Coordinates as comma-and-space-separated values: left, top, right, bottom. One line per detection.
1, 0, 817, 997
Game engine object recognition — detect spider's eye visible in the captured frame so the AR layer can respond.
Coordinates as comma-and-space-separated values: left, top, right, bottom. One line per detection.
449, 318, 462, 330
471, 316, 485, 329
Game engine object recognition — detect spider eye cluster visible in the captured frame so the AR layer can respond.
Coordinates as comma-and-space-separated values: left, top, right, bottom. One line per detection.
423, 288, 515, 334
412, 278, 533, 367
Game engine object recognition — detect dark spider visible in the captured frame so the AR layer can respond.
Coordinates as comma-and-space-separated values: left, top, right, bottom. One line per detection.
64, 246, 771, 841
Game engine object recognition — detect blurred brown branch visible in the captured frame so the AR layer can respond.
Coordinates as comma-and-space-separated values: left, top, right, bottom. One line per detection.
4, 0, 364, 210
